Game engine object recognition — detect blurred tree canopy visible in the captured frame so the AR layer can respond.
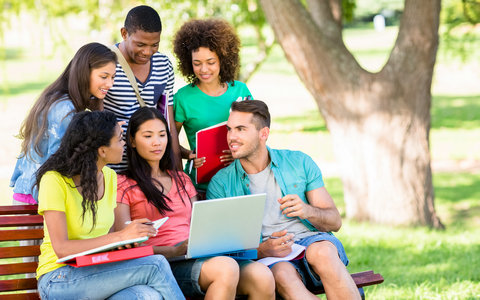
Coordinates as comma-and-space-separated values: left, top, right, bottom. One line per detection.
0, 0, 273, 81
442, 0, 480, 61
1, 0, 478, 74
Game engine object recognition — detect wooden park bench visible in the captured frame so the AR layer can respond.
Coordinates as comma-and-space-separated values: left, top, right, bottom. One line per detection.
0, 205, 383, 299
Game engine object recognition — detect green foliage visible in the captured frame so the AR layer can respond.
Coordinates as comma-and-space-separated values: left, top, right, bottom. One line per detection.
462, 0, 480, 24
441, 0, 480, 62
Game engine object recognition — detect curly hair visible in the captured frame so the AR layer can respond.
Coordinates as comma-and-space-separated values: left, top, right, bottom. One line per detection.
120, 107, 188, 215
173, 18, 240, 85
35, 111, 118, 229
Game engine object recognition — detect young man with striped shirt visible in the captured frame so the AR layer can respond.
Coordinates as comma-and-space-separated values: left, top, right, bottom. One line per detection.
104, 5, 180, 171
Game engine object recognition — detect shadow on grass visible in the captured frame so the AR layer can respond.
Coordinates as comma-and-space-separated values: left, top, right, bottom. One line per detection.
431, 94, 480, 130
273, 110, 328, 133
0, 80, 51, 98
346, 238, 480, 290
271, 94, 480, 134
0, 47, 24, 60
434, 173, 480, 204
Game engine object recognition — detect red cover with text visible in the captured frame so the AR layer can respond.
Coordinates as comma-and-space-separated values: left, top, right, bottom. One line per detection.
63, 246, 154, 268
196, 122, 229, 184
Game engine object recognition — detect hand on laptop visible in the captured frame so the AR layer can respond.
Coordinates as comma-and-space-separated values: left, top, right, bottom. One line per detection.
257, 230, 294, 258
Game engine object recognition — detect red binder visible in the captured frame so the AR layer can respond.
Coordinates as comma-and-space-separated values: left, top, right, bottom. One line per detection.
62, 246, 154, 267
195, 122, 229, 184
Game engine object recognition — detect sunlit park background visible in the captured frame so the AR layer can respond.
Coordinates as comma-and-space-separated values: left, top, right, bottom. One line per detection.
1, 0, 479, 298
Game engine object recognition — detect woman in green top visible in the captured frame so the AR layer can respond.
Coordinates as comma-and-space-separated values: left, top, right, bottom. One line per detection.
173, 18, 252, 192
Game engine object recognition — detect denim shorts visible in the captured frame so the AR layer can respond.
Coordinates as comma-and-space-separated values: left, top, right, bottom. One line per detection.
169, 258, 253, 297
281, 232, 349, 289
169, 258, 206, 296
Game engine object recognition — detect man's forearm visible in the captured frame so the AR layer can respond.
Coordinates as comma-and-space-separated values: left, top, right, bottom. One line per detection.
304, 205, 342, 232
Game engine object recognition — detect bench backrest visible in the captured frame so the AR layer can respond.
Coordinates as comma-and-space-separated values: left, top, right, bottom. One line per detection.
0, 205, 42, 299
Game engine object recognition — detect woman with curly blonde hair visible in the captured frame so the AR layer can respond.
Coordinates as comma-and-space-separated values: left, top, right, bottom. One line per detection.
173, 18, 252, 192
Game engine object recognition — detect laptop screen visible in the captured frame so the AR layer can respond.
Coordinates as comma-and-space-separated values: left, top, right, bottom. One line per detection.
187, 193, 266, 259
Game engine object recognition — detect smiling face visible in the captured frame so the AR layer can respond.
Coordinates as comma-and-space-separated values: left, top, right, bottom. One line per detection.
192, 47, 221, 85
226, 111, 265, 160
131, 118, 168, 167
121, 28, 160, 65
89, 62, 116, 99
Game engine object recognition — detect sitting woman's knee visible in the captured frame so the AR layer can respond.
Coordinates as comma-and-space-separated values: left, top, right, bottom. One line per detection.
271, 262, 300, 285
202, 256, 240, 284
238, 262, 275, 298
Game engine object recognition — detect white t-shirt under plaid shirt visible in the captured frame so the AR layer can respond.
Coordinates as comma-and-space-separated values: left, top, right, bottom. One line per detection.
104, 48, 175, 171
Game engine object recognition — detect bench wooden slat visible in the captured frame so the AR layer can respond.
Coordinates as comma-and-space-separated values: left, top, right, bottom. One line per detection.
0, 204, 383, 299
0, 262, 38, 276
0, 293, 40, 300
0, 278, 38, 292
0, 246, 41, 259
0, 205, 39, 216
309, 270, 384, 295
352, 270, 384, 287
0, 229, 44, 241
0, 215, 44, 227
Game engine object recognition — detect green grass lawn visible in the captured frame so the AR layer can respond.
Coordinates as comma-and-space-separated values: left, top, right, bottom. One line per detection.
326, 173, 480, 299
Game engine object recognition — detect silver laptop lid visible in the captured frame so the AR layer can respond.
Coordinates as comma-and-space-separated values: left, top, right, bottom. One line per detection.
187, 193, 266, 259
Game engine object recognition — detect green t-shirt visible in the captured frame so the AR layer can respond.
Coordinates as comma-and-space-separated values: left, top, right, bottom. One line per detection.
36, 167, 117, 279
174, 81, 252, 190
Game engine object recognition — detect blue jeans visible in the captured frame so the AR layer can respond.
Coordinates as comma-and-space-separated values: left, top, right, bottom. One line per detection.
38, 255, 185, 300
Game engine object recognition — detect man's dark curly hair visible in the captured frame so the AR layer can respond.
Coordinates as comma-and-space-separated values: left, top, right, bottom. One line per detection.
173, 18, 240, 85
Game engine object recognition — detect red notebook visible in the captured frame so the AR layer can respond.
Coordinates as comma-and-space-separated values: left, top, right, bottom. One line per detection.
60, 246, 154, 268
195, 122, 229, 184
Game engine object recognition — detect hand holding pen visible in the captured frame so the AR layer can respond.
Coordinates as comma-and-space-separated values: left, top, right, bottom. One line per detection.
258, 229, 295, 258
117, 218, 157, 249
123, 219, 157, 238
187, 150, 206, 173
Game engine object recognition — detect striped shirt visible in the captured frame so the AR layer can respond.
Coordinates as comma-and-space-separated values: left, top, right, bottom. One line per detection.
104, 50, 175, 171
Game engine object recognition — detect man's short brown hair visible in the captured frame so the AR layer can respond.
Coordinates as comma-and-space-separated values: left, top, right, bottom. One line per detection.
231, 100, 270, 129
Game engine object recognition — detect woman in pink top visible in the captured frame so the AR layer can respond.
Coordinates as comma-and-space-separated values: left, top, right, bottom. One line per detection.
114, 107, 274, 299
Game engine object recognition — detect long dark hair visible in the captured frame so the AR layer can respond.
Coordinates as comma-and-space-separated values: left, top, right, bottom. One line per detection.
19, 42, 116, 160
36, 111, 118, 228
121, 107, 187, 215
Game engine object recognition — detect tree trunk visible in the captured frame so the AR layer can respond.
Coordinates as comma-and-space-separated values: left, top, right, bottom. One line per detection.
260, 0, 444, 228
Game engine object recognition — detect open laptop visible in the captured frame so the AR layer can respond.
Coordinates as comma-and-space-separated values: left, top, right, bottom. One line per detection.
169, 193, 266, 261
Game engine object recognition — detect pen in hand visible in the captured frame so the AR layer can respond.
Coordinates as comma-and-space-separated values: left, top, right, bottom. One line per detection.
188, 150, 196, 174
125, 221, 154, 225
268, 233, 294, 244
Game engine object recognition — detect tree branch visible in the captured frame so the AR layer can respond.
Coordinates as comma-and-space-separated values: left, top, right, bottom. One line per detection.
387, 0, 441, 75
306, 0, 342, 37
